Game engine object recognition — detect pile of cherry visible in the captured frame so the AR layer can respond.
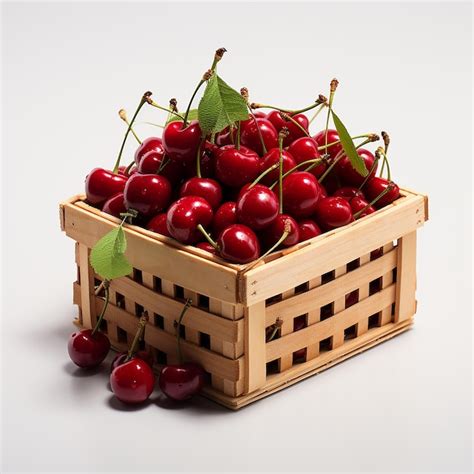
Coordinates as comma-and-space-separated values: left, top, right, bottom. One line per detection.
85, 96, 400, 265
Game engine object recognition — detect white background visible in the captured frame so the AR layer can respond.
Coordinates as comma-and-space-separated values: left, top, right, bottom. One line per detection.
1, 1, 472, 473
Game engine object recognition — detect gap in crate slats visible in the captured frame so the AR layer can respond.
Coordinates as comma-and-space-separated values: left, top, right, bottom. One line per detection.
294, 282, 309, 294
199, 332, 210, 349
266, 360, 279, 375
345, 289, 359, 308
391, 303, 396, 316
321, 270, 335, 284
198, 294, 209, 310
370, 247, 383, 260
99, 319, 108, 332
392, 267, 398, 283
179, 324, 186, 340
138, 339, 145, 350
294, 314, 307, 330
369, 278, 382, 295
265, 294, 282, 306
153, 313, 164, 329
133, 268, 143, 284
135, 303, 145, 317
319, 336, 333, 353
156, 350, 167, 365
174, 285, 185, 300
368, 313, 381, 329
344, 324, 357, 340
116, 293, 125, 309
117, 327, 128, 343
320, 303, 334, 321
153, 276, 162, 293
346, 258, 360, 272
77, 266, 81, 285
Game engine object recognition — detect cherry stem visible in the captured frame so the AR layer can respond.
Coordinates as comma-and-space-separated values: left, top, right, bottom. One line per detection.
247, 106, 267, 154
268, 158, 324, 190
119, 109, 142, 145
277, 131, 287, 214
379, 149, 392, 181
236, 121, 241, 150
358, 154, 380, 191
324, 79, 339, 153
251, 95, 326, 115
197, 224, 219, 250
158, 156, 170, 174
183, 79, 204, 127
308, 102, 327, 126
175, 299, 192, 364
113, 91, 151, 173
124, 160, 135, 175
280, 112, 310, 137
147, 100, 184, 120
91, 280, 110, 337
266, 318, 283, 342
249, 163, 279, 188
125, 313, 149, 362
353, 185, 394, 219
196, 138, 206, 178
119, 209, 138, 225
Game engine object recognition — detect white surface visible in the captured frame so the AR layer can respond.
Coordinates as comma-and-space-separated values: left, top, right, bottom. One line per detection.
1, 1, 472, 473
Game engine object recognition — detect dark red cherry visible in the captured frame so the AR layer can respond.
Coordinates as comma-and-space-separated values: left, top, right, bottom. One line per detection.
276, 171, 321, 218
259, 148, 297, 186
162, 120, 202, 164
124, 174, 172, 217
137, 149, 165, 174
166, 196, 213, 244
332, 186, 365, 201
314, 196, 354, 230
215, 126, 237, 146
287, 137, 326, 178
215, 145, 260, 188
298, 219, 322, 242
350, 196, 375, 219
200, 141, 218, 178
364, 177, 400, 208
110, 351, 154, 373
262, 215, 300, 248
212, 201, 237, 236
134, 137, 163, 165
337, 149, 377, 186
68, 329, 110, 369
85, 168, 127, 206
146, 213, 171, 236
160, 159, 185, 186
195, 242, 217, 255
266, 110, 309, 146
179, 177, 222, 210
102, 193, 126, 218
110, 359, 155, 404
313, 129, 342, 161
236, 184, 279, 231
217, 224, 260, 263
240, 118, 278, 156
159, 363, 205, 401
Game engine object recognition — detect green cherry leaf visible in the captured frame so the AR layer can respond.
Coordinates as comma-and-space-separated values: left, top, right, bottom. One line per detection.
166, 109, 198, 125
90, 226, 132, 281
332, 110, 368, 177
198, 74, 249, 135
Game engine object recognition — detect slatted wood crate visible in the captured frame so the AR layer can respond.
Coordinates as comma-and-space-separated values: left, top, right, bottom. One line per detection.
60, 188, 428, 409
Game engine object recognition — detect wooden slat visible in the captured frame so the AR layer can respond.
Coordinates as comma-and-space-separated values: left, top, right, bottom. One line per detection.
395, 231, 417, 322
78, 244, 96, 329
244, 302, 266, 393
278, 289, 295, 372
183, 289, 200, 345
242, 193, 426, 305
380, 243, 395, 325
356, 253, 371, 337
306, 276, 321, 360
332, 266, 346, 349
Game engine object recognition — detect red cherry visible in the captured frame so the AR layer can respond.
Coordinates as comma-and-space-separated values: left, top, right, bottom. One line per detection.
137, 149, 165, 174
259, 148, 297, 186
159, 363, 205, 401
162, 120, 202, 164
166, 196, 213, 244
68, 329, 110, 369
85, 168, 127, 206
287, 137, 326, 178
262, 214, 300, 248
117, 165, 137, 177
146, 213, 170, 236
212, 201, 237, 235
350, 196, 375, 219
200, 141, 218, 178
110, 359, 155, 404
240, 118, 278, 156
160, 159, 185, 186
332, 186, 365, 201
195, 242, 217, 255
236, 184, 279, 231
215, 145, 260, 188
364, 177, 400, 208
217, 224, 260, 263
215, 126, 237, 146
297, 219, 322, 242
110, 351, 153, 373
179, 177, 222, 210
313, 129, 342, 161
124, 174, 172, 217
266, 110, 309, 146
276, 171, 321, 218
337, 149, 377, 186
134, 137, 163, 165
102, 193, 126, 218
314, 196, 353, 230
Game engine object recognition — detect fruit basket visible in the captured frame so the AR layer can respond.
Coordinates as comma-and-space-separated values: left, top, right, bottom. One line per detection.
60, 186, 428, 409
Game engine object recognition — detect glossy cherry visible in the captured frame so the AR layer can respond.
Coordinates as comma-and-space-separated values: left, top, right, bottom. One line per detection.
297, 219, 322, 242
68, 329, 110, 369
110, 358, 155, 404
146, 213, 171, 236
313, 129, 342, 161
259, 148, 297, 186
162, 120, 202, 164
212, 201, 237, 236
110, 350, 153, 373
159, 363, 206, 401
179, 177, 222, 210
314, 196, 354, 230
217, 224, 260, 263
287, 137, 326, 178
124, 174, 172, 217
166, 196, 213, 244
134, 137, 163, 165
102, 193, 126, 218
266, 110, 309, 146
240, 118, 278, 156
196, 242, 217, 255
337, 149, 377, 186
332, 186, 365, 201
236, 184, 279, 231
215, 145, 260, 188
137, 149, 165, 174
262, 215, 300, 248
85, 168, 128, 206
364, 177, 400, 208
350, 196, 375, 219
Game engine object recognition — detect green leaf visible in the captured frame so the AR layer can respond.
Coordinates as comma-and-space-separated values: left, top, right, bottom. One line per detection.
90, 227, 132, 280
198, 74, 249, 135
332, 111, 368, 177
165, 109, 198, 124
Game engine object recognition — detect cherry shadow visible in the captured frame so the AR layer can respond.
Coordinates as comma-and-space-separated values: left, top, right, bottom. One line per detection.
63, 361, 108, 378
106, 394, 153, 412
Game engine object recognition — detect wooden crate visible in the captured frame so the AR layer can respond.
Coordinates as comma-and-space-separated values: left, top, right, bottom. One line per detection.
60, 188, 428, 409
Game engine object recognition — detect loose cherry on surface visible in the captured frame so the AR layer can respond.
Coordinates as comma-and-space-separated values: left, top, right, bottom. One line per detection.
179, 177, 223, 210
259, 148, 297, 186
332, 186, 365, 201
215, 145, 260, 188
266, 110, 309, 146
236, 184, 279, 231
110, 358, 155, 404
102, 193, 126, 218
350, 196, 375, 219
85, 168, 128, 206
336, 149, 377, 186
166, 196, 214, 244
287, 137, 327, 178
240, 117, 278, 156
297, 219, 322, 242
124, 173, 172, 217
110, 350, 154, 373
134, 137, 164, 165
262, 214, 300, 248
314, 196, 354, 230
146, 213, 171, 236
195, 242, 218, 255
212, 201, 237, 236
68, 329, 110, 369
275, 171, 322, 218
313, 129, 342, 162
364, 177, 400, 208
162, 120, 202, 164
217, 224, 261, 263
